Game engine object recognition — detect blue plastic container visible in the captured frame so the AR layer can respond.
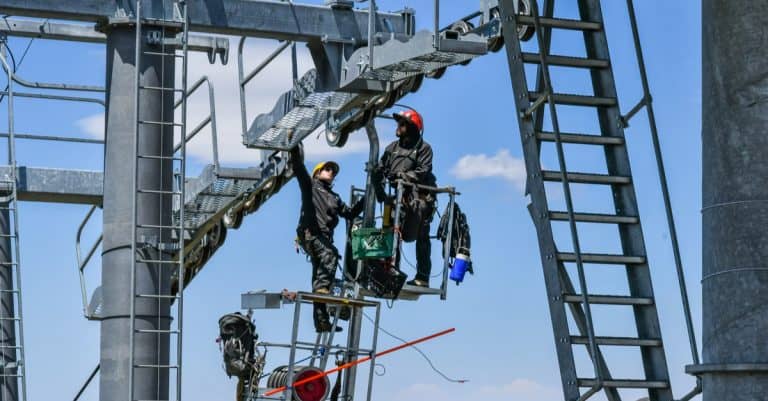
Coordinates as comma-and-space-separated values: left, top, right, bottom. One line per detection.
449, 253, 471, 284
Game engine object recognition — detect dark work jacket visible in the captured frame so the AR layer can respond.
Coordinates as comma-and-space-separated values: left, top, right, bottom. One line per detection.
295, 161, 363, 239
379, 136, 437, 187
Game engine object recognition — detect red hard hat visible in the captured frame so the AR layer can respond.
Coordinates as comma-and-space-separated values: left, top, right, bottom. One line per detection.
393, 109, 424, 132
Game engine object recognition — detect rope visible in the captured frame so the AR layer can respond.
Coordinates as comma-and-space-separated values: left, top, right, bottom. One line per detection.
362, 312, 468, 383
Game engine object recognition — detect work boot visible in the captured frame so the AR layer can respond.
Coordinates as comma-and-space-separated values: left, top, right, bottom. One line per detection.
406, 278, 429, 288
313, 303, 342, 333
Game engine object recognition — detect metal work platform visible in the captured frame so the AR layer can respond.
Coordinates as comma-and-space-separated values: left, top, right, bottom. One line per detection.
361, 284, 442, 301
239, 290, 382, 401
339, 30, 487, 90
172, 154, 293, 292
241, 6, 512, 152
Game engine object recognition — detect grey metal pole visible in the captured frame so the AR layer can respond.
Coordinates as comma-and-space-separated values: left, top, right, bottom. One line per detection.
697, 1, 768, 399
100, 24, 174, 401
0, 206, 17, 401
343, 123, 380, 401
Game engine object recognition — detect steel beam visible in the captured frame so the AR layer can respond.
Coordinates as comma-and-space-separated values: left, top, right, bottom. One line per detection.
700, 1, 768, 400
0, 18, 229, 62
0, 167, 102, 205
0, 1, 412, 42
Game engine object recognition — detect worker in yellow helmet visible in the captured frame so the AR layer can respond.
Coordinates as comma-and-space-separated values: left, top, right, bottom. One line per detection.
290, 146, 363, 332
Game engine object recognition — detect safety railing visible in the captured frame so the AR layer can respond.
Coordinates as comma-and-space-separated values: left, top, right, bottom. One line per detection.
75, 205, 102, 320
173, 75, 220, 170
391, 179, 460, 300
238, 37, 292, 139
621, 0, 701, 397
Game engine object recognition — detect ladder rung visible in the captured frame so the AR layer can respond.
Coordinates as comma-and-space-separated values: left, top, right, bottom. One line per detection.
0, 345, 22, 349
0, 290, 19, 294
0, 317, 21, 321
557, 252, 645, 264
0, 234, 16, 238
570, 336, 662, 347
521, 53, 610, 69
134, 364, 178, 369
549, 212, 638, 224
0, 262, 18, 266
516, 15, 602, 31
136, 329, 180, 334
137, 189, 182, 195
528, 92, 617, 107
536, 131, 625, 146
140, 85, 184, 93
143, 51, 183, 58
136, 259, 180, 265
563, 294, 654, 306
578, 379, 669, 389
541, 171, 631, 185
137, 155, 183, 161
138, 120, 184, 127
0, 374, 23, 378
136, 293, 180, 300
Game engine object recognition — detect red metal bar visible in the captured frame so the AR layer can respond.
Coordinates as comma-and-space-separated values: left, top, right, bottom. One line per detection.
263, 327, 456, 397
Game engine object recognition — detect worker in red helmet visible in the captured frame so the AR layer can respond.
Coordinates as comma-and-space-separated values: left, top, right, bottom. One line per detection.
290, 146, 363, 332
375, 109, 437, 288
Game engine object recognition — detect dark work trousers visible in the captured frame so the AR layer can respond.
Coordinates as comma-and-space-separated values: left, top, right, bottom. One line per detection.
399, 195, 435, 282
300, 230, 339, 328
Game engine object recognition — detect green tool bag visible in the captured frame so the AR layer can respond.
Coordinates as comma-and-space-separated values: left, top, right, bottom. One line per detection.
351, 227, 394, 259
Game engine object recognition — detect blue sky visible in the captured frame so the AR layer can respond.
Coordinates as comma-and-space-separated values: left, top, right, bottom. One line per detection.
0, 1, 702, 400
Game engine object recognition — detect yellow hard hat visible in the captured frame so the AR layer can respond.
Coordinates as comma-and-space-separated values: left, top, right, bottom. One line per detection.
312, 161, 340, 177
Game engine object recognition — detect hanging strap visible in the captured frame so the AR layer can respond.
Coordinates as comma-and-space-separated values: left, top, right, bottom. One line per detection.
330, 359, 343, 401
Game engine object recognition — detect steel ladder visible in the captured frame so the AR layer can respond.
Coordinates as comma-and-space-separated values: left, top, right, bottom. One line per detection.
0, 37, 28, 401
129, 1, 190, 400
499, 0, 673, 400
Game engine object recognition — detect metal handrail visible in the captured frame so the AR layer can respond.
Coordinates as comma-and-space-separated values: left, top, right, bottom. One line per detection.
0, 54, 105, 93
433, 0, 440, 48
72, 364, 100, 401
172, 75, 219, 170
0, 90, 104, 106
238, 37, 291, 138
624, 0, 700, 367
75, 205, 102, 320
391, 179, 460, 300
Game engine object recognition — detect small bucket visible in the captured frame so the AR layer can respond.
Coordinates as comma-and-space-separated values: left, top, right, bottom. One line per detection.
449, 253, 471, 284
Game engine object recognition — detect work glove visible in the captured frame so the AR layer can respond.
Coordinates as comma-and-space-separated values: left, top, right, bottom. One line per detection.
370, 164, 384, 183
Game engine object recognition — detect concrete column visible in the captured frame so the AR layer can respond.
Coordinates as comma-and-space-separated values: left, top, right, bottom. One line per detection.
0, 206, 17, 401
700, 1, 768, 399
100, 23, 175, 401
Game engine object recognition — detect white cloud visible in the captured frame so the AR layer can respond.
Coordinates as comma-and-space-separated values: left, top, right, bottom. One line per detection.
476, 378, 560, 401
451, 149, 527, 191
76, 38, 367, 166
76, 113, 104, 140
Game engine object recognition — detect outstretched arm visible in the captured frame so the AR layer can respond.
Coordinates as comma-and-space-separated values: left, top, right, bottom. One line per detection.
290, 147, 312, 203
